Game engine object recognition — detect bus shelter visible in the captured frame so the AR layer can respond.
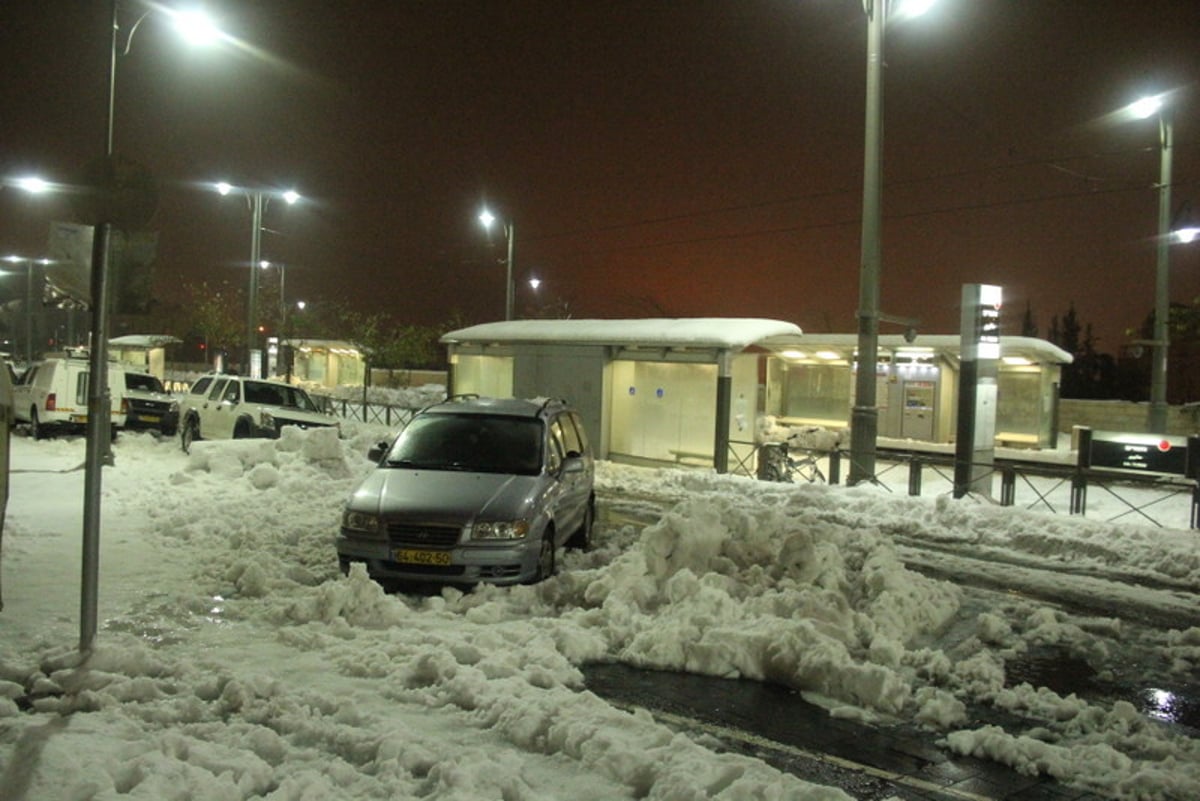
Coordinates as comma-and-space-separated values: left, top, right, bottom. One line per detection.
767, 334, 1071, 449
441, 318, 805, 473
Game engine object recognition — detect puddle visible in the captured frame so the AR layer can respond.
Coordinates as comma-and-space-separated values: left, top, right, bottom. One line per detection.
1006, 645, 1200, 730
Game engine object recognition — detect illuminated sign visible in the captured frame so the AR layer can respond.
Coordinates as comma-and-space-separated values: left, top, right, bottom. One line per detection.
1089, 431, 1188, 475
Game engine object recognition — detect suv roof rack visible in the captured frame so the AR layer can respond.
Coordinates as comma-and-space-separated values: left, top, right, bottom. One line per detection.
538, 397, 569, 413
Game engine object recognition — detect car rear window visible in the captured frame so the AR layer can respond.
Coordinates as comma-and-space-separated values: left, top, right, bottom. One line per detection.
125, 373, 165, 393
386, 414, 543, 475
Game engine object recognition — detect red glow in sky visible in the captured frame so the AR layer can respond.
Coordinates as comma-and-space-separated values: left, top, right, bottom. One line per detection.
1, 1, 1197, 351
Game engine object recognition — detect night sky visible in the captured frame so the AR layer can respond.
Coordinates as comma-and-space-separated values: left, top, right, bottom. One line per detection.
1, 1, 1197, 353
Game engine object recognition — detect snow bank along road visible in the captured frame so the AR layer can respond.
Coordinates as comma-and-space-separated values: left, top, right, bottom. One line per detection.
0, 429, 1198, 800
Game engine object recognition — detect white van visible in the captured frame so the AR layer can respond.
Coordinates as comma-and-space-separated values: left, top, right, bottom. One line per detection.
12, 350, 127, 439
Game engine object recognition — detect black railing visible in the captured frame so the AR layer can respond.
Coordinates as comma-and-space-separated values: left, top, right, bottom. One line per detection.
815, 444, 1199, 530
310, 394, 417, 429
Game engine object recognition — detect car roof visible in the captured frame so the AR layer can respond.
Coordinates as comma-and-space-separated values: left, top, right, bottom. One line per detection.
421, 395, 570, 419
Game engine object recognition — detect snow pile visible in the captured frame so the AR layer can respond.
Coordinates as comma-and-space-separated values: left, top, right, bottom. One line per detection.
1, 430, 1199, 799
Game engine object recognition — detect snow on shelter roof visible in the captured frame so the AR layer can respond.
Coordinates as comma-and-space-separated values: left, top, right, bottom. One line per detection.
440, 318, 805, 351
108, 334, 182, 348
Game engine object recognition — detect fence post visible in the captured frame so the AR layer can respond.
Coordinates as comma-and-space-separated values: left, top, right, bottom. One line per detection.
828, 450, 841, 485
1000, 466, 1015, 506
1188, 435, 1199, 530
1071, 427, 1091, 516
908, 458, 922, 497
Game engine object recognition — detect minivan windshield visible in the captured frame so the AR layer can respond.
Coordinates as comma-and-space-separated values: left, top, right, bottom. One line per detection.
385, 414, 542, 475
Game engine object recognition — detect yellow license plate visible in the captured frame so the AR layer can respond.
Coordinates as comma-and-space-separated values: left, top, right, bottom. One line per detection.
141, 415, 161, 423
394, 549, 451, 566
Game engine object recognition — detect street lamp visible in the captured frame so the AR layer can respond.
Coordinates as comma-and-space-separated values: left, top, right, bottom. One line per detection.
1, 255, 49, 364
77, 1, 224, 655
478, 208, 515, 321
1125, 93, 1174, 433
215, 182, 300, 377
848, 0, 935, 485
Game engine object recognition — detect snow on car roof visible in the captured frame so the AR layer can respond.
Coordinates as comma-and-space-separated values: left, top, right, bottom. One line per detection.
440, 318, 805, 351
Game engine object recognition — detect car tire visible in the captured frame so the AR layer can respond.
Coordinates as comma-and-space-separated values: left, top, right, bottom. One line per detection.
233, 419, 252, 439
531, 530, 556, 583
181, 417, 199, 453
568, 499, 594, 551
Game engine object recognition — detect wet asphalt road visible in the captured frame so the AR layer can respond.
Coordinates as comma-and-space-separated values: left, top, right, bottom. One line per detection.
581, 663, 1112, 801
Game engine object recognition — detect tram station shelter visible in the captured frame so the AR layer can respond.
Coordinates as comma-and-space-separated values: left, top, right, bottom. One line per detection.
440, 319, 1070, 474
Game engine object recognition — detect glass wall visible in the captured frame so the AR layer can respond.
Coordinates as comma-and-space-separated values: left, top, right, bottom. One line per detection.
996, 368, 1041, 441
780, 363, 852, 424
609, 360, 717, 464
452, 354, 514, 398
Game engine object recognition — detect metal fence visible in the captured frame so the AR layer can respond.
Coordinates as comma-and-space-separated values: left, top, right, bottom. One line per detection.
310, 394, 417, 429
747, 442, 1200, 530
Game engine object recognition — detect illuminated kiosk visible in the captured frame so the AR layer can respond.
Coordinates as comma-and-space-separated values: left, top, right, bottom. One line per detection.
442, 318, 805, 474
272, 339, 365, 388
108, 334, 181, 381
766, 334, 1071, 450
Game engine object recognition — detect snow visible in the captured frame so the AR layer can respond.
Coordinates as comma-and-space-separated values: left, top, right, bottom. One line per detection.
440, 317, 805, 351
1, 424, 1199, 800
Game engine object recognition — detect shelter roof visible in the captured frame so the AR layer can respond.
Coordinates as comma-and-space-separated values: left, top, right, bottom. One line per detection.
441, 318, 805, 352
791, 334, 1073, 364
108, 334, 182, 348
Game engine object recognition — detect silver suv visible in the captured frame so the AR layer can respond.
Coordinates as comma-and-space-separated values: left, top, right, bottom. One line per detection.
178, 373, 337, 451
337, 396, 595, 587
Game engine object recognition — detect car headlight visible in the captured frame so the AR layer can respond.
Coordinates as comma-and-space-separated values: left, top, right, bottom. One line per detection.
470, 520, 530, 541
342, 509, 383, 537
168, 400, 179, 413
259, 410, 275, 429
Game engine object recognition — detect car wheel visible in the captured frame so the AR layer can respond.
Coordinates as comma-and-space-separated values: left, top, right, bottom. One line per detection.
531, 530, 556, 583
568, 499, 594, 551
30, 408, 47, 440
233, 419, 252, 439
181, 417, 199, 453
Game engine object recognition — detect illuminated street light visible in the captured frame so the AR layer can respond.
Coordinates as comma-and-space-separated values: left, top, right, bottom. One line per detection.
14, 176, 50, 194
1123, 92, 1175, 433
214, 183, 300, 376
478, 208, 515, 321
849, 0, 936, 486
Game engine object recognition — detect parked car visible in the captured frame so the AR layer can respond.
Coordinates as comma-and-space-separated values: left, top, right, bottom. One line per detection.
12, 350, 126, 439
178, 372, 338, 451
337, 395, 595, 587
121, 370, 179, 436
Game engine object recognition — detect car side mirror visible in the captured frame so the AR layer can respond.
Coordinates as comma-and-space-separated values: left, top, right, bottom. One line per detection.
367, 441, 389, 463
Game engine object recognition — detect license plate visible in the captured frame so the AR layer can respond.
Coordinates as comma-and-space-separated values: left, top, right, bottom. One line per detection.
394, 549, 451, 566
140, 415, 161, 423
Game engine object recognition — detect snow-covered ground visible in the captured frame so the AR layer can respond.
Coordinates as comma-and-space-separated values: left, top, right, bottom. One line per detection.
1, 423, 1198, 800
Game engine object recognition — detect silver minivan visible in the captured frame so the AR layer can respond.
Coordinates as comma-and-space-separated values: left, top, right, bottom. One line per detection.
337, 396, 595, 587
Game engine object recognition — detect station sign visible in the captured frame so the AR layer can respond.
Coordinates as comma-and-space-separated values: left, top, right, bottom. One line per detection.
1089, 431, 1189, 476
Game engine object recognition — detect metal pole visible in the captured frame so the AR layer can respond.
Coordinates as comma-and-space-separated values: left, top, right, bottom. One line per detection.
1147, 112, 1173, 433
505, 222, 515, 321
849, 0, 885, 485
247, 191, 263, 375
81, 0, 120, 654
23, 261, 33, 364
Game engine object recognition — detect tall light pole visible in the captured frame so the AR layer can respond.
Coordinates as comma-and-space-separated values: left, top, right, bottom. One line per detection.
79, 2, 223, 654
216, 183, 300, 377
1127, 94, 1174, 433
478, 208, 515, 321
1, 255, 48, 364
848, 0, 934, 484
